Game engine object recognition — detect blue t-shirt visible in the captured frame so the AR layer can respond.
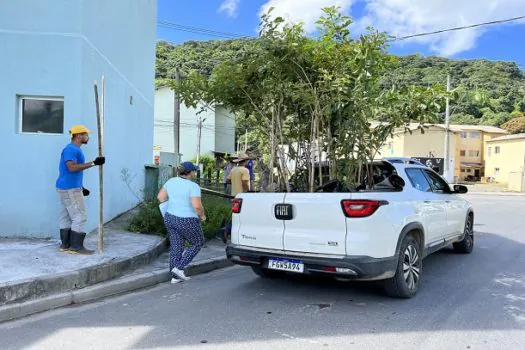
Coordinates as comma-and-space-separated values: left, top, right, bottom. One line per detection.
163, 177, 201, 218
56, 143, 85, 190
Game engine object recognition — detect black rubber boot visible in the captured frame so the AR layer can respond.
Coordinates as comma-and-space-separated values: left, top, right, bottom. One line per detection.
59, 229, 71, 252
68, 231, 95, 255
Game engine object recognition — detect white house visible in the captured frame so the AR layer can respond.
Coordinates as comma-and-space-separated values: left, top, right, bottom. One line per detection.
154, 86, 236, 162
0, 0, 157, 238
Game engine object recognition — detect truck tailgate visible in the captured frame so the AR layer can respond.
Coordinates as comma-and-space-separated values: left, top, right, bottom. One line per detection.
233, 193, 286, 250
282, 193, 351, 255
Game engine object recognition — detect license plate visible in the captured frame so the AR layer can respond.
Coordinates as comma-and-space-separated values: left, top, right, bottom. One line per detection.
268, 258, 304, 273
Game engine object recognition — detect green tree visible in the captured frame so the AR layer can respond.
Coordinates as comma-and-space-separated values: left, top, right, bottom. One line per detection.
171, 6, 447, 192
501, 115, 525, 134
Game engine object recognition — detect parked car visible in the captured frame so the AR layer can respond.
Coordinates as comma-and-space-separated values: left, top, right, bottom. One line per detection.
226, 157, 474, 298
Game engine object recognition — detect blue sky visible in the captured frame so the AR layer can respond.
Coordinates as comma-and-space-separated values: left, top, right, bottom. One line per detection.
157, 0, 525, 67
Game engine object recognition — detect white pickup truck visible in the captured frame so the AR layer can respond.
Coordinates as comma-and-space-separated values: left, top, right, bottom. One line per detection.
226, 158, 474, 298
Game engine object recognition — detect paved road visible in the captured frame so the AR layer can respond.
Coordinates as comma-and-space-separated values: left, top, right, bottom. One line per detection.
2, 194, 525, 349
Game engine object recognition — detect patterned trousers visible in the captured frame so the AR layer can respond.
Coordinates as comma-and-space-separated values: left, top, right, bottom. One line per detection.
164, 213, 205, 271
57, 188, 87, 233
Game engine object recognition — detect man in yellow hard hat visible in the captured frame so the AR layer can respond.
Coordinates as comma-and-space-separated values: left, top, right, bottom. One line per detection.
55, 125, 105, 255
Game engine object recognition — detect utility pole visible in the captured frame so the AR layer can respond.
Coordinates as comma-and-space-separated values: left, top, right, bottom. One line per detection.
244, 129, 248, 151
444, 74, 452, 182
196, 116, 206, 165
173, 67, 181, 158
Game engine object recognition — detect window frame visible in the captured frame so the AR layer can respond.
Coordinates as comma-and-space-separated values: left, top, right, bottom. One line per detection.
495, 146, 501, 154
468, 131, 480, 139
405, 168, 433, 193
18, 96, 65, 135
421, 168, 452, 194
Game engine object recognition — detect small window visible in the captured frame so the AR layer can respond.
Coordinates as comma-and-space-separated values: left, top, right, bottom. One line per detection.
488, 147, 492, 157
19, 96, 64, 134
466, 169, 472, 173
461, 169, 466, 173
460, 150, 466, 157
495, 146, 501, 154
405, 168, 432, 192
468, 150, 480, 157
495, 168, 500, 175
461, 132, 468, 139
468, 132, 480, 139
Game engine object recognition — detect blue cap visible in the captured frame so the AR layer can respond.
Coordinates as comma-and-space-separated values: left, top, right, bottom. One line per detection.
180, 161, 199, 173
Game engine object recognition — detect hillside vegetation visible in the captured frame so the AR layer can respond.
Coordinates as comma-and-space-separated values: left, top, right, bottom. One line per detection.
156, 39, 525, 128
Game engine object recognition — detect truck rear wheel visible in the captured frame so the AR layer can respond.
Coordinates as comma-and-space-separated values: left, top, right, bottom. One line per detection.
384, 235, 422, 298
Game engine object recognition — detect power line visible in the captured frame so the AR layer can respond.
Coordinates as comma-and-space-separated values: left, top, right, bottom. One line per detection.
158, 15, 525, 43
157, 20, 251, 39
391, 15, 525, 42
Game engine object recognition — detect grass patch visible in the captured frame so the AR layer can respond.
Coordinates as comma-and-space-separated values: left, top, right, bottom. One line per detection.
128, 194, 231, 240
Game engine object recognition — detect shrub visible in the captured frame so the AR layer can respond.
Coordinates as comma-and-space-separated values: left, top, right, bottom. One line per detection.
127, 194, 231, 240
189, 154, 216, 174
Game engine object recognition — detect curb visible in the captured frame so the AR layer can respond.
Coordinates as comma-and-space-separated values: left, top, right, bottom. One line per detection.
0, 256, 231, 324
464, 192, 525, 196
0, 237, 168, 307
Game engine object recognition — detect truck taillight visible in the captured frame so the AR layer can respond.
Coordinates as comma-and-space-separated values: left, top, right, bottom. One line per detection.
341, 200, 387, 218
232, 198, 243, 214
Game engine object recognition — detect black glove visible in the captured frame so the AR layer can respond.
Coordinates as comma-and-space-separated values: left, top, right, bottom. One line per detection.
82, 187, 90, 196
93, 156, 106, 166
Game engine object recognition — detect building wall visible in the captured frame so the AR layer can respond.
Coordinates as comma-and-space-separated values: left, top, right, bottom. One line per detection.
215, 106, 236, 155
457, 130, 483, 164
484, 139, 525, 184
0, 0, 157, 238
153, 87, 176, 156
377, 127, 457, 180
378, 133, 405, 157
402, 127, 455, 158
153, 87, 235, 162
180, 104, 215, 162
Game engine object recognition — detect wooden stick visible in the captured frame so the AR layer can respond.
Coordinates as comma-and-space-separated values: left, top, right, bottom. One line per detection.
94, 78, 105, 253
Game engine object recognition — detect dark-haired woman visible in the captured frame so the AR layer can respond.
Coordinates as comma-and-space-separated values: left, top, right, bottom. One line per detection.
157, 162, 206, 283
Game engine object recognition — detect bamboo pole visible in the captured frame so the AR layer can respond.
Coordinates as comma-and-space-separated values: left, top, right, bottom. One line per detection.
94, 78, 105, 253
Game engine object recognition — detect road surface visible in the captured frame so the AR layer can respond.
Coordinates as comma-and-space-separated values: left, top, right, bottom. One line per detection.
1, 194, 524, 349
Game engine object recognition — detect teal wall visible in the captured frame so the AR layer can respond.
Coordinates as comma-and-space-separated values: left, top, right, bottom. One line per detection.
0, 0, 157, 238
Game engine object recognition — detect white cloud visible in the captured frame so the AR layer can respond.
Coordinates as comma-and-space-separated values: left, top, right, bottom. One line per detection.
259, 0, 355, 33
218, 0, 240, 18
358, 0, 525, 56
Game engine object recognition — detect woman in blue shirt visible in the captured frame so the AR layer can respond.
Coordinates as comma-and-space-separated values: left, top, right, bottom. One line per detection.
157, 162, 206, 283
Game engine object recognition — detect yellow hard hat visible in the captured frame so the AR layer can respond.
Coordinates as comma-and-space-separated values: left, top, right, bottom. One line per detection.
69, 125, 90, 135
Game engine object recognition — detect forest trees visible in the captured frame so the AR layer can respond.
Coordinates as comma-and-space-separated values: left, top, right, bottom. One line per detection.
170, 6, 448, 192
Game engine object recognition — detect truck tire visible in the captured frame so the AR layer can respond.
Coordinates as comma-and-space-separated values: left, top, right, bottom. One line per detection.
251, 265, 282, 278
384, 235, 422, 298
453, 215, 474, 254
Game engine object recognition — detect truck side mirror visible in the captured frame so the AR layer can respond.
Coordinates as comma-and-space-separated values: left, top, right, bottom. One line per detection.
453, 184, 468, 194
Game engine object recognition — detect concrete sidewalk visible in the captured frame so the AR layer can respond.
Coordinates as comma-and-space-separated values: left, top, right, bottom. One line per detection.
0, 208, 230, 323
464, 183, 524, 195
